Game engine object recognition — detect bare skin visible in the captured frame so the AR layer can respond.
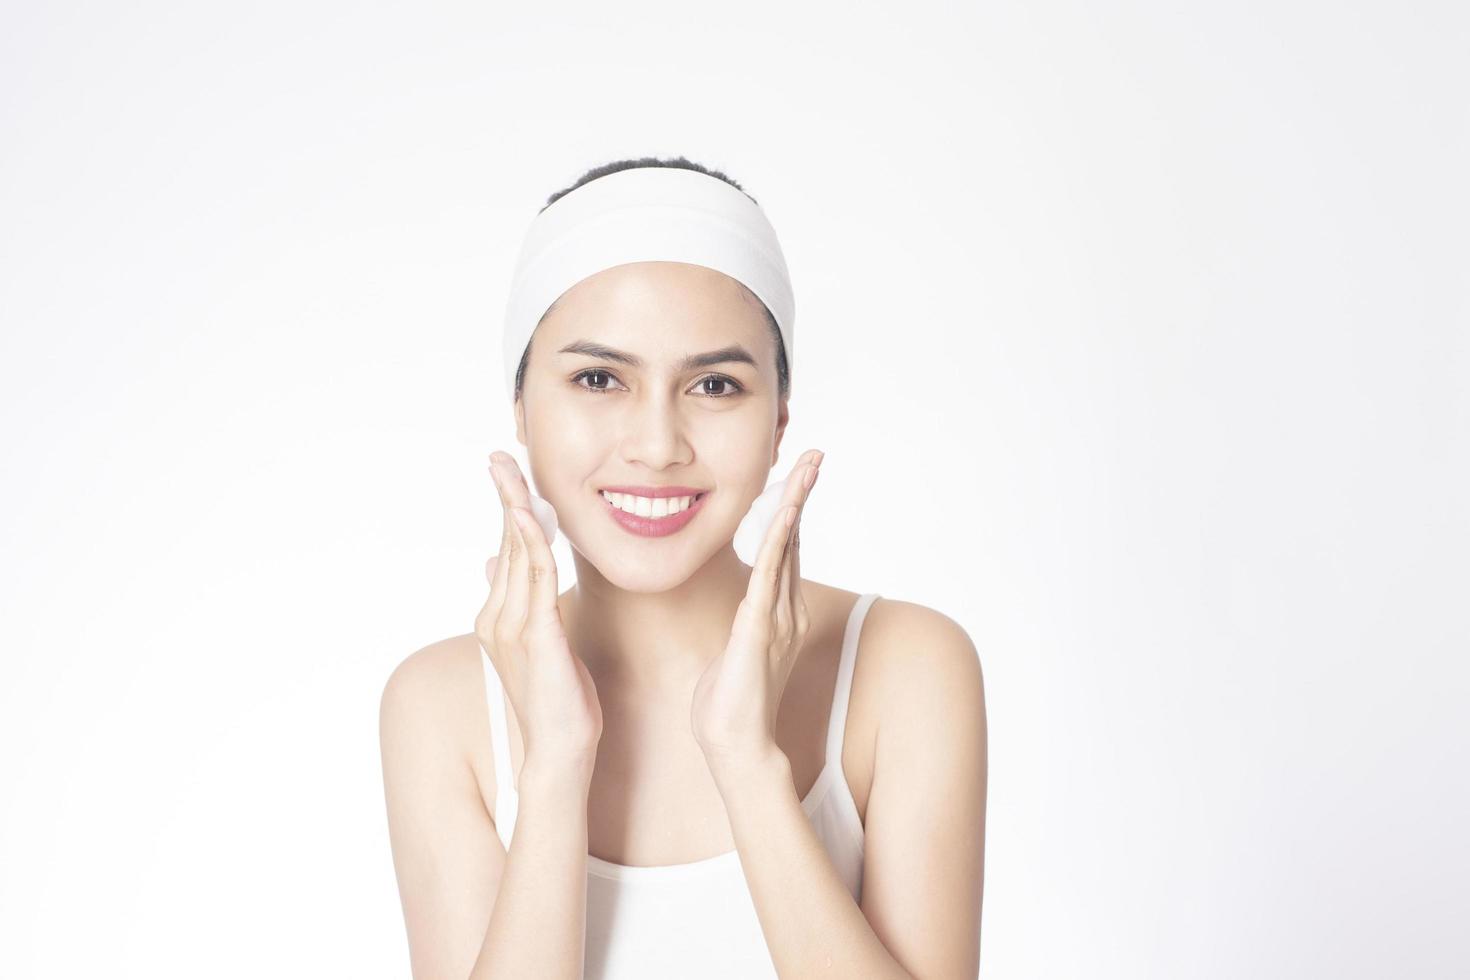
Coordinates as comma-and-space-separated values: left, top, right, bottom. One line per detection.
478, 577, 882, 867
482, 261, 875, 865
381, 260, 986, 979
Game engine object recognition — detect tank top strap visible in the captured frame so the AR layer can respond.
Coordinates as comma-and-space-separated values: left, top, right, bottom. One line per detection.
824, 593, 881, 768
479, 646, 520, 842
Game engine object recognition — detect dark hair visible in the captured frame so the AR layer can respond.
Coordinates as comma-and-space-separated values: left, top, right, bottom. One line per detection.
513, 155, 790, 402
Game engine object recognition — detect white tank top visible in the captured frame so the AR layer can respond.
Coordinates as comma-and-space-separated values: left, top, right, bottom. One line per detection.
479, 592, 879, 978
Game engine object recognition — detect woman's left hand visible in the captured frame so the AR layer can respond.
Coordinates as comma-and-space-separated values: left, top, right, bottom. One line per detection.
691, 448, 824, 769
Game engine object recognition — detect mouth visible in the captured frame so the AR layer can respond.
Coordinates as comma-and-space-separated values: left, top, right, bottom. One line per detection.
597, 488, 710, 538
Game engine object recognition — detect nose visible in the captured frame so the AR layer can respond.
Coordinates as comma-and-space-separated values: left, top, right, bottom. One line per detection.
618, 389, 693, 471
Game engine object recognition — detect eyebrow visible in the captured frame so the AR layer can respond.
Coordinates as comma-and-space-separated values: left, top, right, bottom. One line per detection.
556, 340, 758, 372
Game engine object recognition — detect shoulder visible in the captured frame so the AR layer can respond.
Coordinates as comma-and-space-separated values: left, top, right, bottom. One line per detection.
379, 633, 487, 767
859, 596, 987, 742
380, 633, 480, 719
846, 597, 988, 976
379, 637, 509, 979
860, 595, 983, 675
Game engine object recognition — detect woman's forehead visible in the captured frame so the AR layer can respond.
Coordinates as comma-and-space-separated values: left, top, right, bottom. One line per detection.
540, 262, 770, 347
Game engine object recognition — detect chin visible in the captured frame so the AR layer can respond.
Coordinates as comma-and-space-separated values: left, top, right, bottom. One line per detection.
574, 550, 687, 593
583, 528, 734, 593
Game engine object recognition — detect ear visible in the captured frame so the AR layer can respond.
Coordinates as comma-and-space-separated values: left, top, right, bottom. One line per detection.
770, 396, 789, 467
514, 396, 528, 447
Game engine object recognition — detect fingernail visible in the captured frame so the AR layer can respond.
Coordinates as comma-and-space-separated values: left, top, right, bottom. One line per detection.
814, 450, 825, 466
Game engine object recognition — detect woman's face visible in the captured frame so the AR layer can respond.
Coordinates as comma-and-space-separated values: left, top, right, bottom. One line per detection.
513, 260, 788, 591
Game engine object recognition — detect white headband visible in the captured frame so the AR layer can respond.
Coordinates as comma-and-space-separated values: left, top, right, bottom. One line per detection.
501, 166, 796, 403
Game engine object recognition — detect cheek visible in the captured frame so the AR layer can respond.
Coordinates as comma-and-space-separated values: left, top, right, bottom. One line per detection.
524, 422, 597, 503
711, 464, 778, 530
695, 425, 778, 504
526, 400, 601, 457
697, 410, 774, 460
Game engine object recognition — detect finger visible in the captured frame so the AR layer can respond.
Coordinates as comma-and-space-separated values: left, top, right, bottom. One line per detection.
492, 451, 534, 511
489, 454, 534, 567
783, 455, 820, 634
774, 521, 793, 639
749, 451, 819, 607
486, 463, 515, 620
484, 554, 499, 585
785, 454, 820, 529
788, 502, 804, 630
492, 454, 545, 631
501, 504, 532, 635
776, 451, 820, 585
789, 457, 819, 556
511, 506, 560, 629
749, 501, 797, 615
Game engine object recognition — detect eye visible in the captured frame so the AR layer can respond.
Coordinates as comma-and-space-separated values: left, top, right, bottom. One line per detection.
570, 369, 746, 398
694, 374, 745, 397
571, 368, 623, 393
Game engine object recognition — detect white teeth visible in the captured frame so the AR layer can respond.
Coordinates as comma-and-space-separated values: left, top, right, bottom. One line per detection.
601, 491, 699, 518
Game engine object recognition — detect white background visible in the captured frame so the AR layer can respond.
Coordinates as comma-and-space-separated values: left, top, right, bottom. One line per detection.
2, 1, 1465, 977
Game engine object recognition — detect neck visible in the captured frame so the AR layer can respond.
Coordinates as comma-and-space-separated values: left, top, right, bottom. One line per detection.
563, 544, 753, 701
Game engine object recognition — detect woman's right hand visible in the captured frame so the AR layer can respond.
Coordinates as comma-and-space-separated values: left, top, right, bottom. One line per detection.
475, 452, 603, 775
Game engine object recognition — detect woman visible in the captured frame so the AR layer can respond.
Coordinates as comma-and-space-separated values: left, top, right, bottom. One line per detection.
380, 157, 987, 979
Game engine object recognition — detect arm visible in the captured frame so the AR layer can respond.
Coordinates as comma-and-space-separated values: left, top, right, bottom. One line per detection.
710, 603, 988, 979
712, 749, 913, 978
379, 642, 592, 980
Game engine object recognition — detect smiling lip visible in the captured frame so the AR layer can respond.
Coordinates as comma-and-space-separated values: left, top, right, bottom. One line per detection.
599, 485, 706, 498
598, 487, 709, 538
